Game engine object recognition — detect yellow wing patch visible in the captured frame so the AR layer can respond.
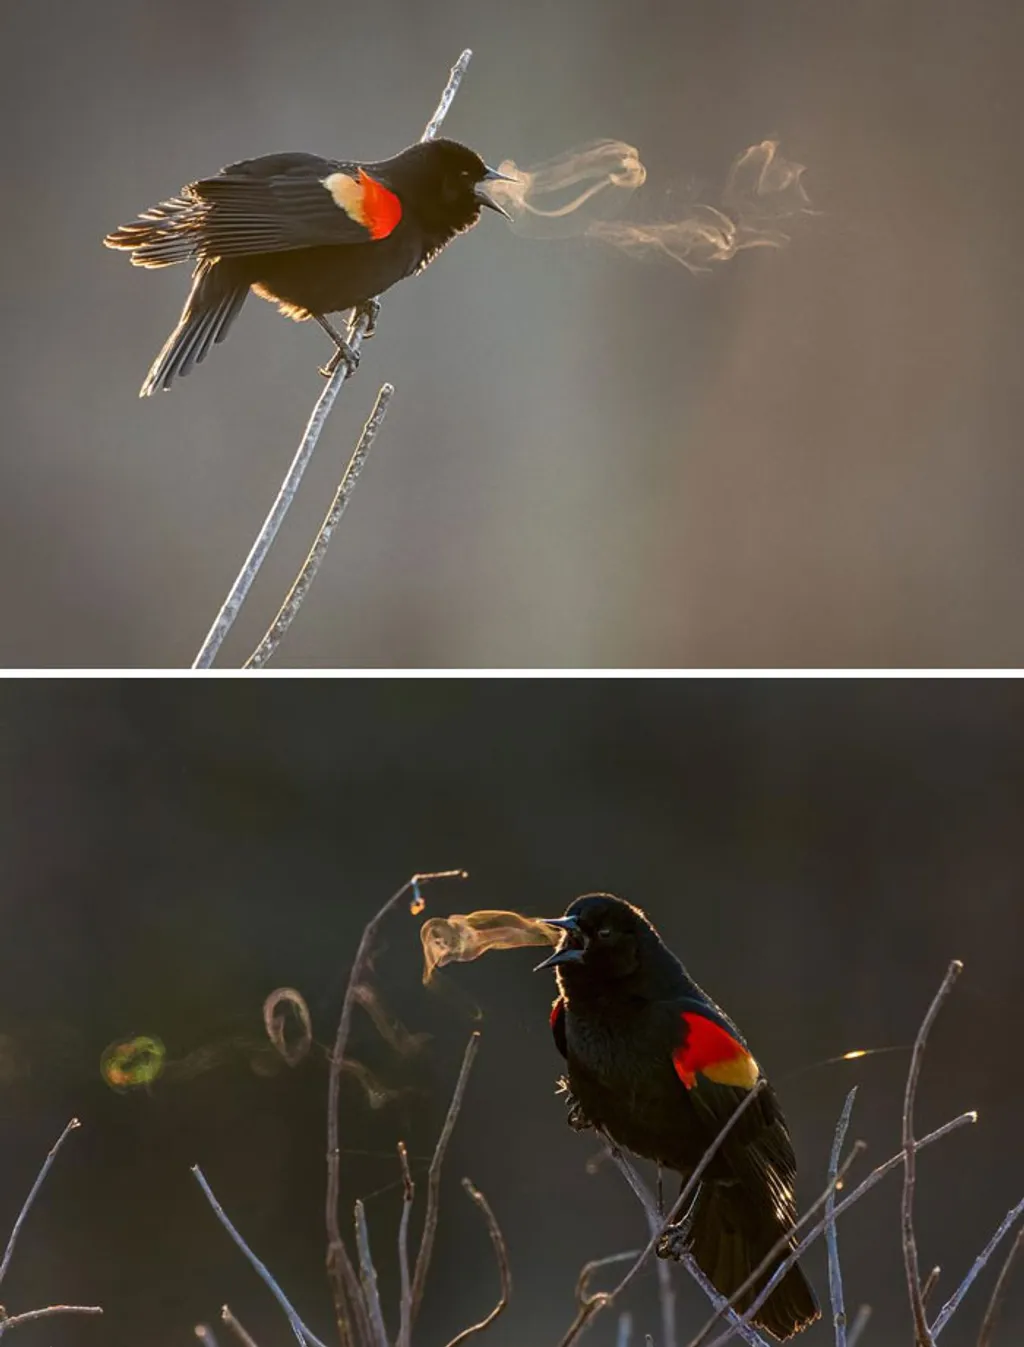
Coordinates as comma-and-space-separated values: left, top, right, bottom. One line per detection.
701, 1054, 761, 1088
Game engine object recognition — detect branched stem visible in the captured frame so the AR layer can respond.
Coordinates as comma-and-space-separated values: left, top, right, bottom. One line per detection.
903, 960, 963, 1347
191, 1164, 330, 1347
245, 382, 394, 666
826, 1088, 858, 1347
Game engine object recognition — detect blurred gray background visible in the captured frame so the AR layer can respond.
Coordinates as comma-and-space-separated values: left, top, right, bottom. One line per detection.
0, 680, 1021, 1346
2, 0, 1023, 667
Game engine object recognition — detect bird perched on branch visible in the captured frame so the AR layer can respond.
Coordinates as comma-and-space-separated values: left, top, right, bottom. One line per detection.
537, 893, 819, 1341
104, 138, 510, 396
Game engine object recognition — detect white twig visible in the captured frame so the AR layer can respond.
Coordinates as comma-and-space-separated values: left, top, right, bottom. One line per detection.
0, 1117, 80, 1287
190, 48, 473, 668
976, 1226, 1024, 1347
396, 1141, 415, 1347
903, 961, 962, 1347
244, 382, 394, 666
0, 1305, 103, 1337
928, 1195, 1024, 1338
616, 1312, 633, 1347
827, 1088, 858, 1347
221, 1304, 260, 1347
191, 1164, 330, 1347
354, 1200, 389, 1347
846, 1305, 871, 1347
422, 50, 474, 142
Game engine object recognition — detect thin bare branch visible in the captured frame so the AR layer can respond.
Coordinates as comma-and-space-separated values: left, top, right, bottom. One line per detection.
655, 1251, 677, 1347
921, 1268, 940, 1308
846, 1305, 871, 1347
354, 1200, 389, 1347
195, 1324, 221, 1347
827, 1088, 858, 1347
411, 1031, 482, 1320
699, 1112, 977, 1347
616, 1312, 634, 1347
576, 1252, 642, 1306
903, 960, 962, 1347
442, 1179, 510, 1347
221, 1304, 261, 1347
396, 1142, 415, 1347
0, 1117, 81, 1287
0, 1305, 102, 1337
976, 1225, 1024, 1347
422, 50, 474, 142
929, 1195, 1024, 1339
191, 45, 473, 669
191, 1164, 330, 1347
245, 382, 394, 667
559, 1083, 768, 1347
326, 869, 466, 1346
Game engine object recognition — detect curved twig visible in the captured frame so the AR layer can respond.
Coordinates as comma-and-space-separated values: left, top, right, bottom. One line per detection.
903, 960, 962, 1347
826, 1088, 858, 1347
0, 1117, 81, 1287
442, 1179, 510, 1347
410, 1032, 482, 1320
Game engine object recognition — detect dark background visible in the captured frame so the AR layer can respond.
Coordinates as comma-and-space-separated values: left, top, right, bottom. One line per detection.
3, 0, 1024, 667
0, 679, 1021, 1346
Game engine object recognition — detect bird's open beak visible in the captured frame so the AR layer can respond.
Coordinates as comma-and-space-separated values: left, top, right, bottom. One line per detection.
533, 915, 584, 970
475, 166, 515, 220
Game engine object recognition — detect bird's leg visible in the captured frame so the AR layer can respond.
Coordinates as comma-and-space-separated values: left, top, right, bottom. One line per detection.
315, 315, 360, 379
354, 297, 381, 339
656, 1178, 700, 1261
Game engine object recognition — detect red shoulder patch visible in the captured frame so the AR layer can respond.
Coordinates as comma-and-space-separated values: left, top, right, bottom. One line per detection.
358, 169, 402, 240
672, 1010, 759, 1090
550, 996, 567, 1058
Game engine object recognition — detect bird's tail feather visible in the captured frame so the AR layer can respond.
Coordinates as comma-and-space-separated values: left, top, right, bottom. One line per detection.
139, 261, 248, 396
104, 193, 205, 268
688, 1181, 820, 1341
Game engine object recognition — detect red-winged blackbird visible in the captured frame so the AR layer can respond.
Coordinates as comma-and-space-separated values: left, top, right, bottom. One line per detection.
104, 138, 510, 396
537, 893, 820, 1341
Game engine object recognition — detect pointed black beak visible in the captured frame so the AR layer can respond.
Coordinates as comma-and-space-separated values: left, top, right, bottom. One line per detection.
533, 915, 584, 971
474, 166, 515, 220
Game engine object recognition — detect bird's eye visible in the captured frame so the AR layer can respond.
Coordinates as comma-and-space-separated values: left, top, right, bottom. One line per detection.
596, 926, 613, 940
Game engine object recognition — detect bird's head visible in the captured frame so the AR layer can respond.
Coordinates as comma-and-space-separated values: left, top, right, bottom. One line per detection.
381, 138, 512, 234
534, 893, 672, 990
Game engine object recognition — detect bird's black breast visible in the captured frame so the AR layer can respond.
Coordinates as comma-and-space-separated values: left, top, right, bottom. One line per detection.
564, 996, 707, 1172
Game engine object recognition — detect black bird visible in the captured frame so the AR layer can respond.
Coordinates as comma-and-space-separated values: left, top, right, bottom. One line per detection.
104, 138, 510, 396
537, 893, 820, 1341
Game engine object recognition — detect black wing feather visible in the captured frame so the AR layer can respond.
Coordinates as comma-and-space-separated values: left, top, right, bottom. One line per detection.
106, 153, 375, 268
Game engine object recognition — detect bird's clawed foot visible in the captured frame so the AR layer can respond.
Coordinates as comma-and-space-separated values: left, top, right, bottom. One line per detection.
556, 1076, 594, 1132
355, 297, 381, 340
315, 314, 362, 379
319, 339, 361, 380
656, 1215, 694, 1261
